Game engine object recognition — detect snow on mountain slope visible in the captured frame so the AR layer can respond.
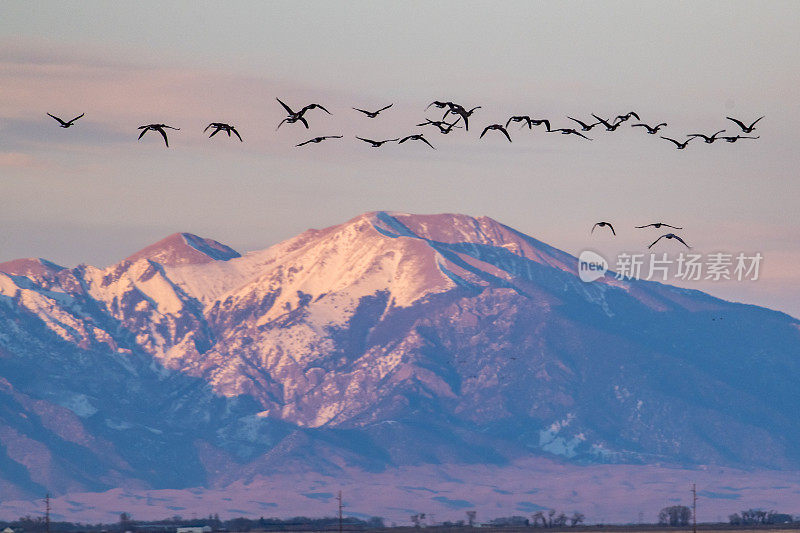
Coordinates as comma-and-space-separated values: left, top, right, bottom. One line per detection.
124, 232, 240, 266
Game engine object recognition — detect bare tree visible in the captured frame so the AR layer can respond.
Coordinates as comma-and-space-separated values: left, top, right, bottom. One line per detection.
466, 511, 477, 527
570, 512, 585, 526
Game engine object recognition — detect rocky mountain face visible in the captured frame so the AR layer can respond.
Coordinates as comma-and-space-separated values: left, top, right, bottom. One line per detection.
1, 213, 799, 500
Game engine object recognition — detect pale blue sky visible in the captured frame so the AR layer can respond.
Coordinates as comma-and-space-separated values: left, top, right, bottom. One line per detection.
1, 1, 799, 316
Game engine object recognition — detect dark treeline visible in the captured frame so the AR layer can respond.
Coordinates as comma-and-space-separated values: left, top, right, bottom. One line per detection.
0, 514, 385, 533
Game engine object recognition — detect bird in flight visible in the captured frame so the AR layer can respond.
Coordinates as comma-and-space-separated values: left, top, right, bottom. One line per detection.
636, 222, 683, 230
506, 116, 551, 131
416, 117, 462, 134
549, 128, 592, 140
725, 116, 764, 133
661, 136, 694, 149
567, 116, 601, 131
687, 130, 726, 143
426, 100, 454, 111
296, 135, 342, 147
399, 134, 435, 149
443, 104, 480, 131
47, 112, 84, 128
631, 122, 667, 134
649, 233, 691, 249
355, 136, 399, 147
720, 135, 759, 143
591, 222, 616, 235
592, 114, 624, 131
276, 98, 331, 130
138, 124, 180, 147
480, 124, 512, 142
353, 104, 393, 118
614, 111, 640, 123
204, 123, 243, 141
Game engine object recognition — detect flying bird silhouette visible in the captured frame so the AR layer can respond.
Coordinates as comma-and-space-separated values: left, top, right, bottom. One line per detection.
725, 116, 764, 133
204, 123, 243, 141
353, 104, 393, 118
399, 134, 435, 149
614, 111, 640, 123
661, 136, 694, 149
567, 116, 601, 131
507, 116, 551, 131
549, 128, 592, 140
276, 98, 331, 130
649, 233, 691, 249
480, 124, 512, 142
631, 122, 667, 134
591, 222, 616, 236
47, 113, 84, 128
137, 124, 180, 147
687, 130, 726, 143
720, 135, 759, 143
592, 114, 623, 131
295, 135, 342, 147
355, 136, 399, 147
636, 222, 683, 230
416, 117, 462, 134
426, 100, 454, 111
443, 104, 480, 131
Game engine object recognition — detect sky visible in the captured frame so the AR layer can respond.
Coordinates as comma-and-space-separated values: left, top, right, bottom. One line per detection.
1, 1, 799, 317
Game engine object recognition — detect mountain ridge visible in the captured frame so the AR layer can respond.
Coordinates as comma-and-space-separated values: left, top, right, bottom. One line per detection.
0, 211, 798, 505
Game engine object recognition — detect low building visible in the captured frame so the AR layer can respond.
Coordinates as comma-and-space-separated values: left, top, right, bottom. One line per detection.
176, 527, 211, 533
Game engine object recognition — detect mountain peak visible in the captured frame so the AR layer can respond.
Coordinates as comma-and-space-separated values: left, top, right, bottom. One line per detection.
123, 232, 240, 267
0, 257, 65, 277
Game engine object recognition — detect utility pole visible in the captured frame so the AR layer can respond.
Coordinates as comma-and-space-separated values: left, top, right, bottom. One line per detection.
337, 491, 343, 533
45, 493, 51, 533
692, 483, 697, 533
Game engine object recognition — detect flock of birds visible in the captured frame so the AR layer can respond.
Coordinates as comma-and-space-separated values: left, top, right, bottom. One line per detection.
45, 101, 764, 252
45, 100, 763, 150
591, 221, 690, 250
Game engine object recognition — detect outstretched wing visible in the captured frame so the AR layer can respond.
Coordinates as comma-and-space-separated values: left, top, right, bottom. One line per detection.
662, 136, 681, 146
295, 139, 313, 147
573, 131, 592, 140
303, 103, 331, 115
276, 98, 294, 115
356, 136, 374, 144
208, 127, 221, 138
499, 126, 512, 143
748, 116, 765, 129
479, 126, 490, 139
591, 114, 611, 127
725, 116, 747, 131
203, 123, 214, 133
377, 103, 393, 112
231, 127, 243, 142
68, 113, 85, 123
648, 235, 666, 249
47, 113, 67, 126
674, 235, 691, 248
567, 116, 587, 128
137, 127, 149, 140
299, 116, 309, 129
419, 136, 435, 149
634, 224, 653, 229
608, 223, 616, 236
157, 127, 170, 147
353, 108, 370, 115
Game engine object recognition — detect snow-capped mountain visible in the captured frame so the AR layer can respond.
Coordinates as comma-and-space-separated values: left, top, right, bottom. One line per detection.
1, 212, 799, 502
